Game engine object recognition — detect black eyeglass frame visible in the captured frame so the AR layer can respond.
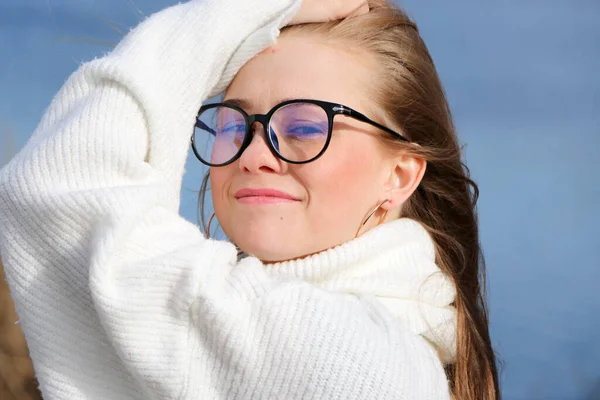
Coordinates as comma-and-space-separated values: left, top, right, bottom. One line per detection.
191, 99, 409, 167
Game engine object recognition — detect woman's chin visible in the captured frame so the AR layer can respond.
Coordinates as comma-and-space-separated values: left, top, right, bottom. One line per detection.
230, 227, 306, 263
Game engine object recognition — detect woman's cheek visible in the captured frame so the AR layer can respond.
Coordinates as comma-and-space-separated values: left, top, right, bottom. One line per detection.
309, 148, 368, 215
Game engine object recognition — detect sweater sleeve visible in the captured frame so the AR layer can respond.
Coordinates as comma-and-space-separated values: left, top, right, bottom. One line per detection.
0, 1, 450, 399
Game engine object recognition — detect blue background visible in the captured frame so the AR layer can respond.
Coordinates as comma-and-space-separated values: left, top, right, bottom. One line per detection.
1, 1, 599, 398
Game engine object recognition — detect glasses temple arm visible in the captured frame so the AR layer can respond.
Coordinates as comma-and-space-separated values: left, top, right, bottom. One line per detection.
195, 119, 217, 136
345, 109, 409, 142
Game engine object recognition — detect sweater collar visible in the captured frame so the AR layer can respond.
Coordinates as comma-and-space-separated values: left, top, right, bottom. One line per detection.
266, 218, 457, 364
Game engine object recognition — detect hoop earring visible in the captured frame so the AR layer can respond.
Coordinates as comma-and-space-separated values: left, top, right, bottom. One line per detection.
205, 212, 244, 258
355, 199, 390, 238
205, 212, 216, 239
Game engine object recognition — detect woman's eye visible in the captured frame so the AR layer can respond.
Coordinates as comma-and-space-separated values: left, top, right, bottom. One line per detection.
287, 125, 326, 137
220, 123, 245, 134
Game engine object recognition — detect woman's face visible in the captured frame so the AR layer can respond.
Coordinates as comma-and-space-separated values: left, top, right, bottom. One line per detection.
211, 34, 405, 262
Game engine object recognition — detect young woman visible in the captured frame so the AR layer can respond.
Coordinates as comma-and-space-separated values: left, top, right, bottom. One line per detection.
0, 0, 499, 399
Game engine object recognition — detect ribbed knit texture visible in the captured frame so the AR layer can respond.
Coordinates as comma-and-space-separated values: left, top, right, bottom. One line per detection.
0, 0, 455, 399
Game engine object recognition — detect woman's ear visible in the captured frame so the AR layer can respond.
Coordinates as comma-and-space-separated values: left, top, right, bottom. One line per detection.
380, 153, 426, 211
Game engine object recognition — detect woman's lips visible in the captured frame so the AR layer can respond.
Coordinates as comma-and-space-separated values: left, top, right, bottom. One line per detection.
234, 188, 301, 204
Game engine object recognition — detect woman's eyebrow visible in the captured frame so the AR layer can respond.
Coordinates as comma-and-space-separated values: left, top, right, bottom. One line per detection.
222, 97, 298, 112
223, 98, 252, 109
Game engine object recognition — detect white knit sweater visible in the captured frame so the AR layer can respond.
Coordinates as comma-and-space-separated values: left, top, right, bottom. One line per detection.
0, 0, 456, 399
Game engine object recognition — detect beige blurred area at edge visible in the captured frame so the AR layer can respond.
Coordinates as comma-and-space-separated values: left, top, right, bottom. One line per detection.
0, 258, 42, 400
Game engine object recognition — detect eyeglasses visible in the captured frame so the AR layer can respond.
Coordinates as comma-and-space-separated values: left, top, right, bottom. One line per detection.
191, 99, 409, 167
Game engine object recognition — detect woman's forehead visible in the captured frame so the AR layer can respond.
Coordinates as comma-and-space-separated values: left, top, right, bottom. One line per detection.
225, 35, 375, 115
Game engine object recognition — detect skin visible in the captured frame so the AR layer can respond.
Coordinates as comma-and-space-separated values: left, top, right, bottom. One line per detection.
210, 34, 426, 262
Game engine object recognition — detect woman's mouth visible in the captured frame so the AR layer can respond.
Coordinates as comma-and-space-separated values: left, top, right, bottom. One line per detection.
234, 188, 301, 205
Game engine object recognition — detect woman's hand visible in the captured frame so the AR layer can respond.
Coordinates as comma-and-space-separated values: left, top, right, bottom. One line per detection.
289, 0, 369, 25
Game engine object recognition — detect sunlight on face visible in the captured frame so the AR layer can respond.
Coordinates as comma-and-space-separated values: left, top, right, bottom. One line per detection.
210, 34, 396, 262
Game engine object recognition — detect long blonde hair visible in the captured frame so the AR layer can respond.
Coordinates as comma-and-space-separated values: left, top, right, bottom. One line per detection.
281, 3, 500, 399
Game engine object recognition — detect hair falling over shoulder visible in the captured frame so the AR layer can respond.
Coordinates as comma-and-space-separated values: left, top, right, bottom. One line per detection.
281, 2, 501, 399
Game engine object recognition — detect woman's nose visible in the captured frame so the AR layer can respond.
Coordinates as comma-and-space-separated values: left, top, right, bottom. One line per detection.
237, 122, 283, 174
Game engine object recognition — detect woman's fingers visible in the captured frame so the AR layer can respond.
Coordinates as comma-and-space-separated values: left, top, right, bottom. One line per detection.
289, 0, 370, 25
